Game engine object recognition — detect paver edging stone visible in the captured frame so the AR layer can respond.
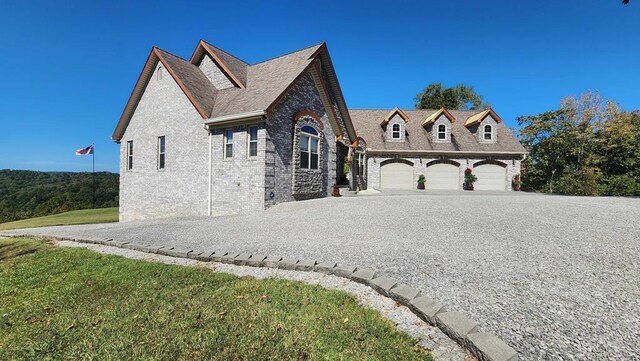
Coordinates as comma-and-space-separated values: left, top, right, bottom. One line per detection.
4, 232, 519, 361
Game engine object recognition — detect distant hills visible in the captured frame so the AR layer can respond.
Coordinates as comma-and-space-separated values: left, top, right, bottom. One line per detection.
0, 170, 119, 223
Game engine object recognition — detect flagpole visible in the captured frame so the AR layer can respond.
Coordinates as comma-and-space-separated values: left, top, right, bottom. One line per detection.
92, 143, 95, 209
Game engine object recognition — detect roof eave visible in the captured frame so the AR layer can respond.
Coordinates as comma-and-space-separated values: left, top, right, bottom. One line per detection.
366, 149, 527, 156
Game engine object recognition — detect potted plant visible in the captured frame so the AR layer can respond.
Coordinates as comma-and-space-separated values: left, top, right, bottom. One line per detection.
417, 174, 426, 190
463, 168, 477, 191
512, 174, 522, 191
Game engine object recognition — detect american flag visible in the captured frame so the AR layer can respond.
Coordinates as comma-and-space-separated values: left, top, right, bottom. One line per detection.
75, 145, 94, 155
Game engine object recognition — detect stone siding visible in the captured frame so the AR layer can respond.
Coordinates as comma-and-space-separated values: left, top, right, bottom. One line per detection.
366, 154, 521, 191
431, 115, 452, 143
119, 64, 209, 221
469, 115, 499, 144
199, 55, 235, 90
264, 71, 337, 208
385, 114, 406, 142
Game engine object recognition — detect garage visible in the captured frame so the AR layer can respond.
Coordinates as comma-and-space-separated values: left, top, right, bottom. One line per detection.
425, 162, 460, 190
473, 163, 507, 191
380, 160, 413, 189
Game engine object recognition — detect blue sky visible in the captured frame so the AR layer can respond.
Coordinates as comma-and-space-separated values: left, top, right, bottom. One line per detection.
1, 0, 638, 173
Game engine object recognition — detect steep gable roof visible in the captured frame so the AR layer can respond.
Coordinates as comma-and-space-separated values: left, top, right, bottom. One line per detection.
464, 109, 503, 127
112, 47, 216, 141
114, 41, 357, 142
422, 108, 456, 126
190, 40, 248, 88
207, 43, 323, 118
380, 107, 410, 126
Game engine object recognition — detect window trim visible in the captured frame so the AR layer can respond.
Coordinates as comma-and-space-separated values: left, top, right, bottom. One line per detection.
126, 140, 133, 171
157, 136, 166, 170
437, 124, 447, 140
483, 124, 493, 141
392, 123, 401, 139
247, 125, 258, 159
299, 126, 320, 170
224, 128, 234, 159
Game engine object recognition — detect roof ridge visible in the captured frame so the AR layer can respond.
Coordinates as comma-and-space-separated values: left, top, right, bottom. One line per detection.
153, 46, 193, 64
250, 42, 325, 66
202, 40, 250, 66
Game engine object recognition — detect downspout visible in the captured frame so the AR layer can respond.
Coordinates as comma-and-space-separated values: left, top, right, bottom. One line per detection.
207, 127, 212, 216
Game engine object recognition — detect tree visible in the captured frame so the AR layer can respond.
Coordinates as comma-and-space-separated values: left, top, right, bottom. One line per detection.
517, 91, 640, 196
414, 83, 489, 110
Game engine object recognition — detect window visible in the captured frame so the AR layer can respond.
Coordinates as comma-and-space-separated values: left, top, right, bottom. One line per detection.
438, 124, 447, 140
157, 136, 166, 169
157, 66, 163, 80
355, 152, 365, 176
224, 129, 234, 158
484, 125, 493, 140
300, 126, 319, 170
392, 123, 401, 139
248, 126, 258, 158
126, 141, 133, 170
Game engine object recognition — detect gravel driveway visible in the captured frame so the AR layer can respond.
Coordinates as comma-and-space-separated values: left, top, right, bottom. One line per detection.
3, 191, 639, 360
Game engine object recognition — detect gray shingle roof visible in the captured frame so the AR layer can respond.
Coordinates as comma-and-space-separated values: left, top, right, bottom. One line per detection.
203, 41, 249, 87
156, 48, 217, 116
209, 43, 323, 118
350, 109, 526, 154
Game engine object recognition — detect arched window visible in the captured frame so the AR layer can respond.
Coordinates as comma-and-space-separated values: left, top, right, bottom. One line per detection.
157, 66, 163, 80
484, 125, 493, 140
392, 124, 401, 139
300, 126, 319, 170
438, 124, 447, 140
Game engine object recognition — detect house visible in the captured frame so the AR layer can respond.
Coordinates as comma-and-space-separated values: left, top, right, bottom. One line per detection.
350, 108, 527, 191
112, 40, 527, 222
112, 40, 357, 221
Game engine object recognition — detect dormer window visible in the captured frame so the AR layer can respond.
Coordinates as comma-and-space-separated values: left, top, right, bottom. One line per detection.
392, 124, 401, 139
438, 124, 447, 140
484, 125, 493, 140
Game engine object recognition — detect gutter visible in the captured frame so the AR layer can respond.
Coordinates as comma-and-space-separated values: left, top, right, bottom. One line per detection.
204, 110, 266, 128
366, 149, 528, 156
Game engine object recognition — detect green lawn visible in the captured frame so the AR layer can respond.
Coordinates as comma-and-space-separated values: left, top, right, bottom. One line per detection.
0, 207, 118, 231
0, 238, 431, 360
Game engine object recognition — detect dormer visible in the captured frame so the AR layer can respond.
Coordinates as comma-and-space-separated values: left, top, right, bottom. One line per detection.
465, 109, 502, 144
190, 40, 248, 90
422, 108, 455, 143
381, 108, 409, 142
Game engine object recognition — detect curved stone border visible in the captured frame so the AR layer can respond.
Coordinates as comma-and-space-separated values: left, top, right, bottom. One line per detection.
11, 234, 518, 361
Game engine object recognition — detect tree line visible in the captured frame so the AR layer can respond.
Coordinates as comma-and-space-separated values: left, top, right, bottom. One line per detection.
0, 170, 119, 223
517, 91, 639, 196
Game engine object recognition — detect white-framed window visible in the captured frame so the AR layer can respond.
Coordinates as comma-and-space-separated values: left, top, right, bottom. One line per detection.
247, 126, 258, 158
484, 125, 493, 140
438, 124, 447, 140
224, 129, 234, 159
157, 136, 166, 169
300, 125, 319, 170
392, 123, 401, 139
126, 140, 133, 170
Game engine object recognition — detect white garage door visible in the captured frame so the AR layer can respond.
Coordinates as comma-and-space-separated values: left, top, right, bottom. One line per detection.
426, 163, 459, 190
381, 162, 413, 189
474, 164, 507, 191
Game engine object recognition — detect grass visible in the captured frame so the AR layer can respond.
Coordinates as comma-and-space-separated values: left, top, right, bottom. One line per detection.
0, 208, 118, 231
0, 238, 431, 361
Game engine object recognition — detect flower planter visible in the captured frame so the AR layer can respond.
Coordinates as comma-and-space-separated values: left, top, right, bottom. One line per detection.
417, 183, 425, 190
